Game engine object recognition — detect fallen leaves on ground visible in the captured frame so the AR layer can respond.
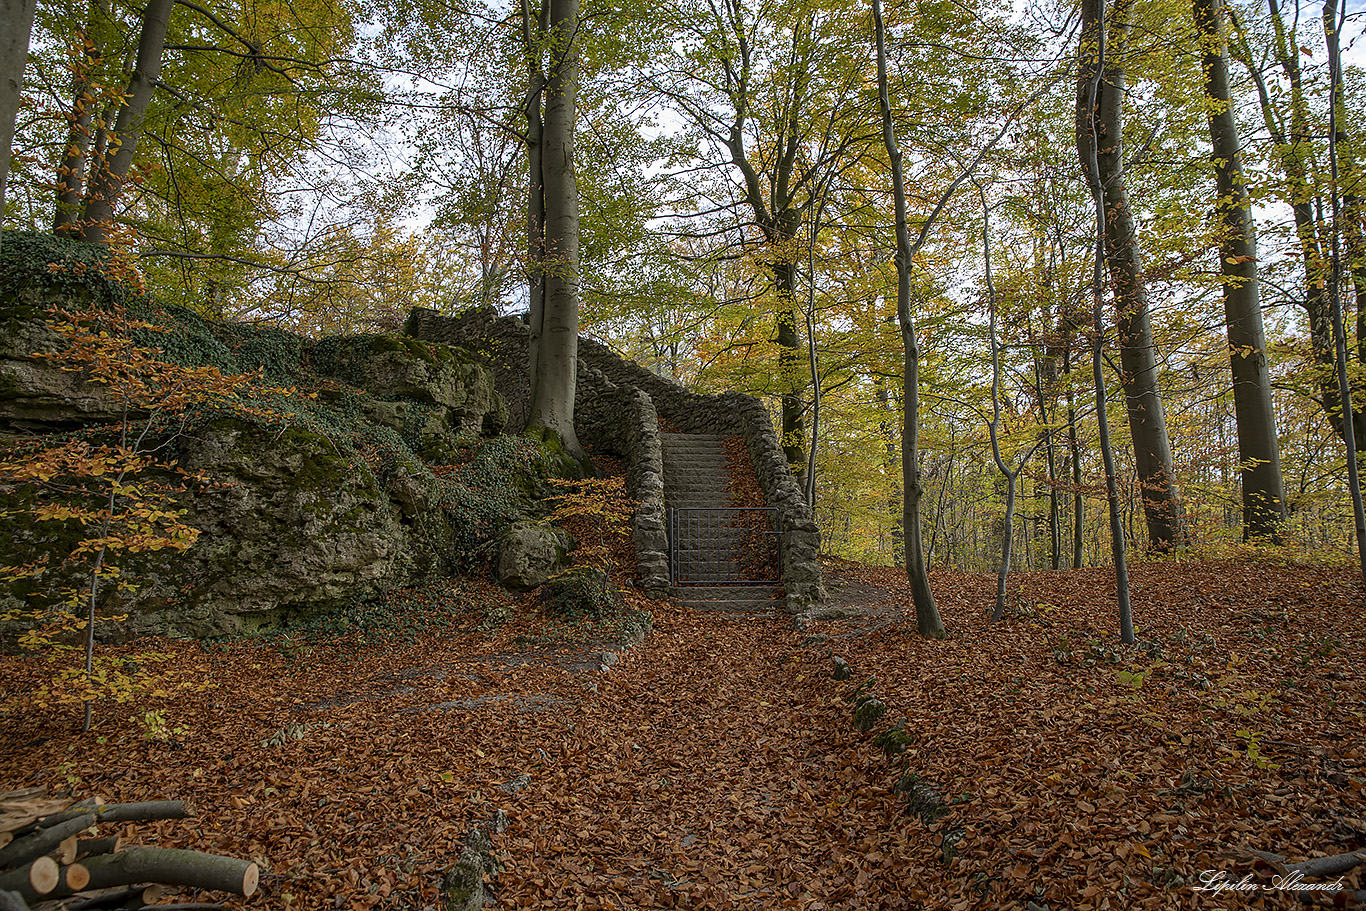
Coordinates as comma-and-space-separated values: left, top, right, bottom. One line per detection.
1, 557, 1363, 910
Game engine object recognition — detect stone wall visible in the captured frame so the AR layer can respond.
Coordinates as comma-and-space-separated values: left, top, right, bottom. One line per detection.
405, 307, 825, 609
575, 365, 670, 592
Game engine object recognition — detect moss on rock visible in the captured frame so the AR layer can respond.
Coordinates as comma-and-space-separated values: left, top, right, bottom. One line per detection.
0, 235, 548, 641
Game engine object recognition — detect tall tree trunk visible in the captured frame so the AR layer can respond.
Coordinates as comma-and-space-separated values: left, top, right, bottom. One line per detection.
1193, 0, 1287, 541
983, 197, 1022, 623
1047, 314, 1088, 567
0, 0, 37, 255
1031, 323, 1062, 570
525, 0, 585, 463
713, 5, 810, 487
1232, 0, 1353, 445
1323, 6, 1366, 367
1078, 0, 1134, 643
522, 0, 548, 406
80, 0, 173, 245
1078, 0, 1185, 551
874, 0, 943, 638
1323, 0, 1366, 583
54, 1, 108, 236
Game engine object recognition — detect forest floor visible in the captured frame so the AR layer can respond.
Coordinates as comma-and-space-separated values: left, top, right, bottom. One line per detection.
2, 556, 1365, 911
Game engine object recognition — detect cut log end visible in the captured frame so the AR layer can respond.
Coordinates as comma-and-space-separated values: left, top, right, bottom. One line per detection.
60, 862, 90, 892
242, 863, 258, 898
58, 834, 78, 865
28, 856, 58, 895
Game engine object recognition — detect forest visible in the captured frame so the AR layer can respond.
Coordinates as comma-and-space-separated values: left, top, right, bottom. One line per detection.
2, 0, 1364, 575
1, 0, 1366, 907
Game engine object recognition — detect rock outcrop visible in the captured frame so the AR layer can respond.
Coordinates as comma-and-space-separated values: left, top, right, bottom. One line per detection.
0, 232, 543, 640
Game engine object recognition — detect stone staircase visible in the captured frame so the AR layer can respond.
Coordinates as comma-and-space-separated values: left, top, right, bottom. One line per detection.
661, 433, 783, 613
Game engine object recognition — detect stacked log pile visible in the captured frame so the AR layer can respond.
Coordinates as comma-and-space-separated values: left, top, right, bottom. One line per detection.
0, 789, 257, 910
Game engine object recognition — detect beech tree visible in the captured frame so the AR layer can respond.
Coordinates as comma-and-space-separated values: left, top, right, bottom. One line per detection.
872, 0, 943, 638
79, 0, 174, 245
646, 0, 874, 485
1193, 0, 1287, 542
1075, 0, 1185, 552
1078, 0, 1134, 642
523, 0, 587, 463
0, 0, 36, 253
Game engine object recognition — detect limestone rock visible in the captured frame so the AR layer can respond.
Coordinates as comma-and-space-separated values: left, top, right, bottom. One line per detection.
1, 289, 128, 428
388, 461, 434, 518
0, 249, 547, 640
484, 809, 510, 836
496, 522, 570, 591
309, 334, 502, 438
872, 719, 911, 756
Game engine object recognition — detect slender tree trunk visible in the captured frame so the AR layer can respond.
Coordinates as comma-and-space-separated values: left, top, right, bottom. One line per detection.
0, 0, 37, 254
983, 196, 1020, 623
80, 0, 173, 245
1078, 0, 1185, 551
1323, 7, 1366, 369
525, 0, 585, 463
1323, 0, 1366, 584
1193, 0, 1287, 541
802, 208, 829, 508
522, 0, 548, 405
929, 449, 953, 567
1232, 0, 1355, 448
874, 0, 943, 637
1079, 0, 1135, 643
54, 1, 108, 236
1045, 305, 1086, 568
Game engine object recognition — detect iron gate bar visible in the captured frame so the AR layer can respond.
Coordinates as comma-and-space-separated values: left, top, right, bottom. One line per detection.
669, 507, 781, 586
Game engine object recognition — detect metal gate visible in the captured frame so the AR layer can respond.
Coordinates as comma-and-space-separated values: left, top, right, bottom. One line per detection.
669, 507, 781, 585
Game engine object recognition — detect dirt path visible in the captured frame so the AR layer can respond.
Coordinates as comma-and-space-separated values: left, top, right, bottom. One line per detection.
3, 559, 1365, 910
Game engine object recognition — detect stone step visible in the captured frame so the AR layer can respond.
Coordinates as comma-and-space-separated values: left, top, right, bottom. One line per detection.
665, 489, 733, 501
670, 585, 784, 614
662, 434, 775, 591
662, 428, 734, 512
